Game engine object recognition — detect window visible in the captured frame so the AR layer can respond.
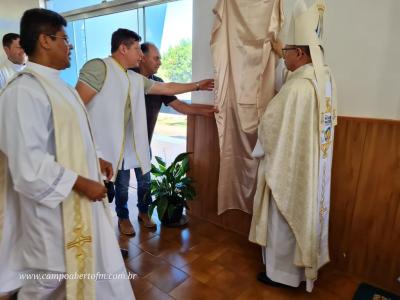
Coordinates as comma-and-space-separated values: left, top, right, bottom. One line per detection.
46, 0, 104, 13
62, 10, 140, 86
146, 0, 192, 165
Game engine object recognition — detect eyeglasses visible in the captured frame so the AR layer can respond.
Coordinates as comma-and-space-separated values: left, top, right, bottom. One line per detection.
281, 47, 298, 56
47, 34, 70, 44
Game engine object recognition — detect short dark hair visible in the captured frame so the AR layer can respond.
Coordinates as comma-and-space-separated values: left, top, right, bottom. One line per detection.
20, 8, 67, 56
111, 28, 141, 53
141, 42, 157, 55
2, 33, 20, 48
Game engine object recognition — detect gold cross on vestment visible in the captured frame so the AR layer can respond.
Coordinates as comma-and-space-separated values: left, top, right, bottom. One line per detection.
67, 234, 92, 250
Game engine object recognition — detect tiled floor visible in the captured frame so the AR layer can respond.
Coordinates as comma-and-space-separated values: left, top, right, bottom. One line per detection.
115, 189, 361, 300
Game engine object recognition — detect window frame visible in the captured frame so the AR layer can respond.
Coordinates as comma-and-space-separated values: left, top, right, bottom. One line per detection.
52, 0, 180, 22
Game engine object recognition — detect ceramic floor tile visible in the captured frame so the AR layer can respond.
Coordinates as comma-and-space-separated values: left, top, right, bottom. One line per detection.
126, 252, 168, 277
235, 281, 294, 300
213, 248, 264, 275
126, 227, 159, 246
130, 275, 153, 298
305, 287, 343, 300
190, 222, 236, 243
119, 234, 143, 260
156, 226, 185, 241
316, 267, 360, 299
158, 247, 200, 269
223, 234, 263, 260
145, 264, 189, 293
169, 277, 227, 300
205, 268, 253, 299
136, 285, 175, 300
180, 257, 225, 284
189, 238, 229, 261
236, 280, 341, 300
175, 228, 210, 251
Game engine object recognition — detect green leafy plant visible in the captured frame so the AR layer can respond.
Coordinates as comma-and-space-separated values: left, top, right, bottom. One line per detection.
148, 152, 196, 223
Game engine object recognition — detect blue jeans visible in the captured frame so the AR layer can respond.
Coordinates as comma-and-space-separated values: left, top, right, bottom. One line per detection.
133, 167, 152, 214
114, 168, 130, 219
114, 167, 152, 219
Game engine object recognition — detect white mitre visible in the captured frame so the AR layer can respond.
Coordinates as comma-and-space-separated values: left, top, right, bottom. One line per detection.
282, 0, 327, 101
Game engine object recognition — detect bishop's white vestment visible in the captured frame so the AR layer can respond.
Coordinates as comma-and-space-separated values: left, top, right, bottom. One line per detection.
249, 63, 337, 292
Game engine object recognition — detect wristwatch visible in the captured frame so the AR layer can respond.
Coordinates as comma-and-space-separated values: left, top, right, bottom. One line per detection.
195, 82, 200, 91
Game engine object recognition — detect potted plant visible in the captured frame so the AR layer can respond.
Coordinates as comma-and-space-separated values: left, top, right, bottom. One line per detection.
148, 152, 196, 227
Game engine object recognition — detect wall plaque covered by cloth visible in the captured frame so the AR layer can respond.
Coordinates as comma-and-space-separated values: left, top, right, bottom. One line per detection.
211, 0, 283, 214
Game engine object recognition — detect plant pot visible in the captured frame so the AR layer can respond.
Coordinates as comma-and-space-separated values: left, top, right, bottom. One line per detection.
161, 205, 188, 227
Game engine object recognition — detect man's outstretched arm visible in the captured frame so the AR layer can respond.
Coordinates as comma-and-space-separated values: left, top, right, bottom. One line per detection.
148, 79, 214, 96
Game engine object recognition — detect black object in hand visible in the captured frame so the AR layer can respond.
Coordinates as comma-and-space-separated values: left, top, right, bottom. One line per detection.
104, 180, 115, 203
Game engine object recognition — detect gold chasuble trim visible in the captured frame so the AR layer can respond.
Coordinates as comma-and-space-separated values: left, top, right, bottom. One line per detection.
110, 58, 144, 172
22, 69, 97, 300
110, 58, 128, 173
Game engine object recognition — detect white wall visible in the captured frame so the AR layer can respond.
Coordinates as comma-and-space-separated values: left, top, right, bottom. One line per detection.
192, 0, 400, 120
0, 0, 42, 61
325, 0, 400, 120
191, 0, 217, 104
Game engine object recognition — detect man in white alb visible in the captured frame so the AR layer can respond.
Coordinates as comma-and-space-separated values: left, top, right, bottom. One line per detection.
0, 33, 26, 89
76, 28, 214, 236
0, 8, 135, 299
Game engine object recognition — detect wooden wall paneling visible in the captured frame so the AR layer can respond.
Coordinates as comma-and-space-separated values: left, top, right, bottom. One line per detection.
196, 116, 221, 225
376, 121, 400, 294
187, 114, 222, 225
346, 120, 400, 294
330, 119, 368, 271
187, 116, 203, 217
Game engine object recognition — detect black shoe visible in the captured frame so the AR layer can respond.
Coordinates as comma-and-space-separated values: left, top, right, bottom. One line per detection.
257, 272, 292, 288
